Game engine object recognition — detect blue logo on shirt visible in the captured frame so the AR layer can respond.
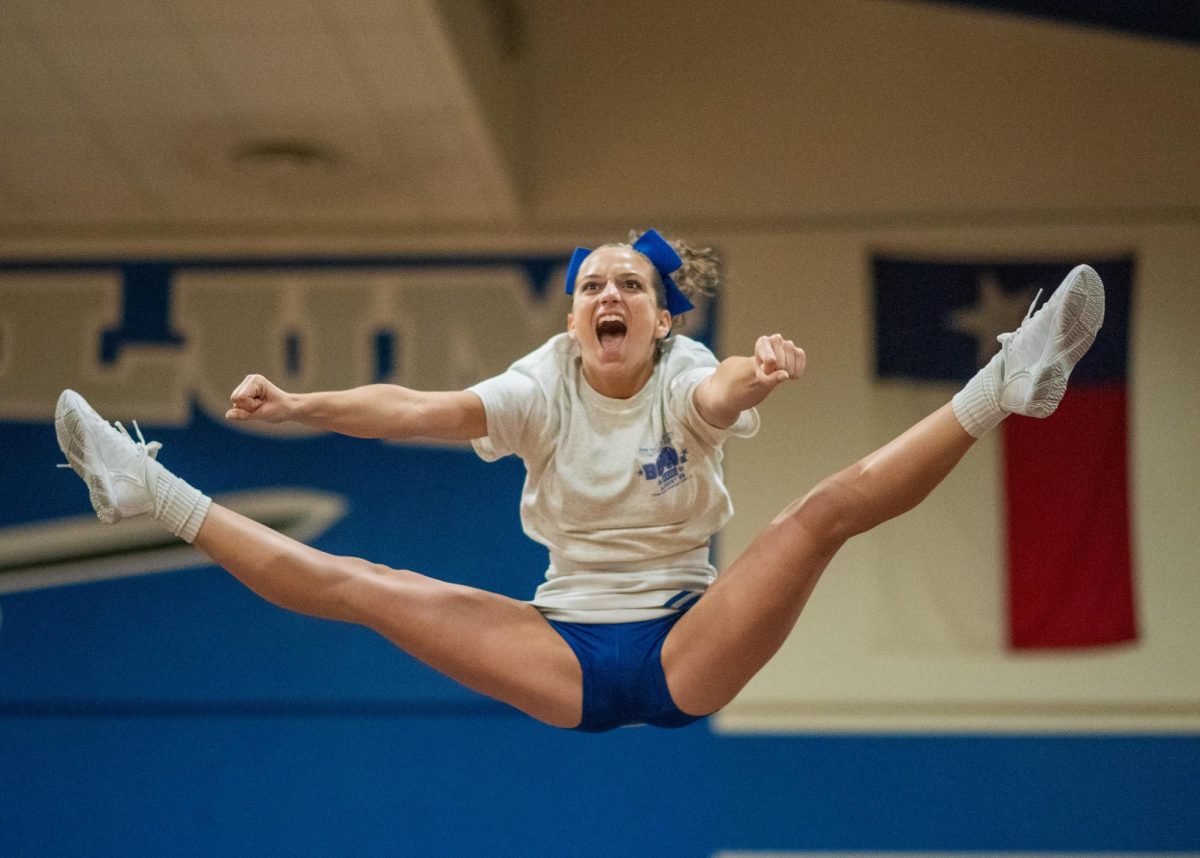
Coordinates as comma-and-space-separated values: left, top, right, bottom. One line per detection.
640, 434, 688, 495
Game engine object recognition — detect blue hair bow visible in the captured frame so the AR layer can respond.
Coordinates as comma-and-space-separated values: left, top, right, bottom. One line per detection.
563, 228, 695, 316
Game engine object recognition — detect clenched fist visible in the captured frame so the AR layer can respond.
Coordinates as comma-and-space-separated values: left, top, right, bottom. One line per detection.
753, 334, 806, 386
226, 374, 295, 423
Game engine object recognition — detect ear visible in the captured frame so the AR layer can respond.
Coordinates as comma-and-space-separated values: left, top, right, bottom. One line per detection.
567, 312, 577, 340
654, 308, 672, 340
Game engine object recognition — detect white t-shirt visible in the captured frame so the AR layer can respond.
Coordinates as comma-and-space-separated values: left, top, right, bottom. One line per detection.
469, 333, 759, 622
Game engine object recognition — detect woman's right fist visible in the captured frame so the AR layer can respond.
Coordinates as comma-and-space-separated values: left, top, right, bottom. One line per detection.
226, 374, 292, 423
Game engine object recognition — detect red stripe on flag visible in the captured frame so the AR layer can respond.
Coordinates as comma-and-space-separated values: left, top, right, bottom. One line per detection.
1002, 386, 1137, 650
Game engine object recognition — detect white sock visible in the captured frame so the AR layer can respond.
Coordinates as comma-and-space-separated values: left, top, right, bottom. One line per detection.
951, 355, 1007, 439
149, 464, 212, 543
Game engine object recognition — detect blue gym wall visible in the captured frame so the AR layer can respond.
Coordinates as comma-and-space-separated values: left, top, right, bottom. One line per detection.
1, 256, 1197, 857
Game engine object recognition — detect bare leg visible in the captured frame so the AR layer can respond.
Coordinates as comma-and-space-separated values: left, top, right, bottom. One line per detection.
662, 403, 975, 716
193, 505, 582, 727
54, 388, 582, 728
664, 260, 1105, 715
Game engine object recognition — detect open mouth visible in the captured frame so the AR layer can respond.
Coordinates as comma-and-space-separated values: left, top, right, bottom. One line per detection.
596, 315, 627, 355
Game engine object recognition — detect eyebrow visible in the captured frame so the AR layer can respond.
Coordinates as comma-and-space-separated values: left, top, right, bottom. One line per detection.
579, 270, 646, 281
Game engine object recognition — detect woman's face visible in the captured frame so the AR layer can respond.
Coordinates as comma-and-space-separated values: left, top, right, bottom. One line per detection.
567, 245, 672, 397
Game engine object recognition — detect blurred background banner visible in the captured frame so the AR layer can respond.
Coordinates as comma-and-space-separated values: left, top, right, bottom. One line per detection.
0, 258, 540, 706
872, 257, 1136, 651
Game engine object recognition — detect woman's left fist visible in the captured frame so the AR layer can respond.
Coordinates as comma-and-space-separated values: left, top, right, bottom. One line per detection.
753, 334, 806, 385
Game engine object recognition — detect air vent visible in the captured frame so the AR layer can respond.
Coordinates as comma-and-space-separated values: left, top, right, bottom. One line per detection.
230, 140, 342, 179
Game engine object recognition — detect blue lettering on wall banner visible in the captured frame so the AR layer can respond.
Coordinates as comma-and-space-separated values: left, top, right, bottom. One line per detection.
0, 253, 715, 598
0, 254, 717, 426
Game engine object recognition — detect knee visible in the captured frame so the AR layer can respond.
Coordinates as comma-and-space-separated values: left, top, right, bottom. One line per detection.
777, 467, 873, 547
338, 562, 474, 625
315, 556, 416, 621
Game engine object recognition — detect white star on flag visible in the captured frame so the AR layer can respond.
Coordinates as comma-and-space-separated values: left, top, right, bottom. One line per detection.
945, 271, 1036, 367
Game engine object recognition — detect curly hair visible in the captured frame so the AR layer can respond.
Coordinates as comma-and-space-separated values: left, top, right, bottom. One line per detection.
595, 230, 722, 317
636, 230, 721, 307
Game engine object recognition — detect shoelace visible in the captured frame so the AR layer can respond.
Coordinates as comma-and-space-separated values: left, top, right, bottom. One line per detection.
995, 287, 1044, 348
57, 419, 162, 469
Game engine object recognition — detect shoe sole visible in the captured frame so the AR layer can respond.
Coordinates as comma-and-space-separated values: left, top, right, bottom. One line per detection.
1026, 264, 1105, 418
55, 390, 121, 524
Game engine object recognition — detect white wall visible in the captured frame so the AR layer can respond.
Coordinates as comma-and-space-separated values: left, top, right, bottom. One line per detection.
522, 0, 1200, 227
710, 222, 1200, 732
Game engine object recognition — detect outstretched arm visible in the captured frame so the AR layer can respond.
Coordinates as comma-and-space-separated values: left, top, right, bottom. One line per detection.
225, 374, 487, 442
693, 334, 805, 429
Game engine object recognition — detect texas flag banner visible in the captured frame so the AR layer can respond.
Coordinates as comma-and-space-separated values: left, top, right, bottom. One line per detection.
872, 256, 1136, 651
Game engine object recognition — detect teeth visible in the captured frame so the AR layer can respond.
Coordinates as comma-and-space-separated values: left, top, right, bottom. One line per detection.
598, 315, 624, 324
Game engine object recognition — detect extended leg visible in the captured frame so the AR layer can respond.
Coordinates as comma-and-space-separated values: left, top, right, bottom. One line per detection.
55, 391, 582, 728
663, 404, 973, 716
193, 505, 582, 727
663, 264, 1105, 716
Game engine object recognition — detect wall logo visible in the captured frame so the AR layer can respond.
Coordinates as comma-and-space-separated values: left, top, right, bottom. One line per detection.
639, 433, 688, 496
1, 255, 717, 595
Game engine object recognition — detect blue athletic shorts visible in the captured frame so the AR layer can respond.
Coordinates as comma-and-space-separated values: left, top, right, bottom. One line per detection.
547, 609, 703, 733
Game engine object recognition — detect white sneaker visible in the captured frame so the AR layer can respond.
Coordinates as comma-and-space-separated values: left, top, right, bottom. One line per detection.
994, 264, 1105, 418
55, 389, 162, 524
